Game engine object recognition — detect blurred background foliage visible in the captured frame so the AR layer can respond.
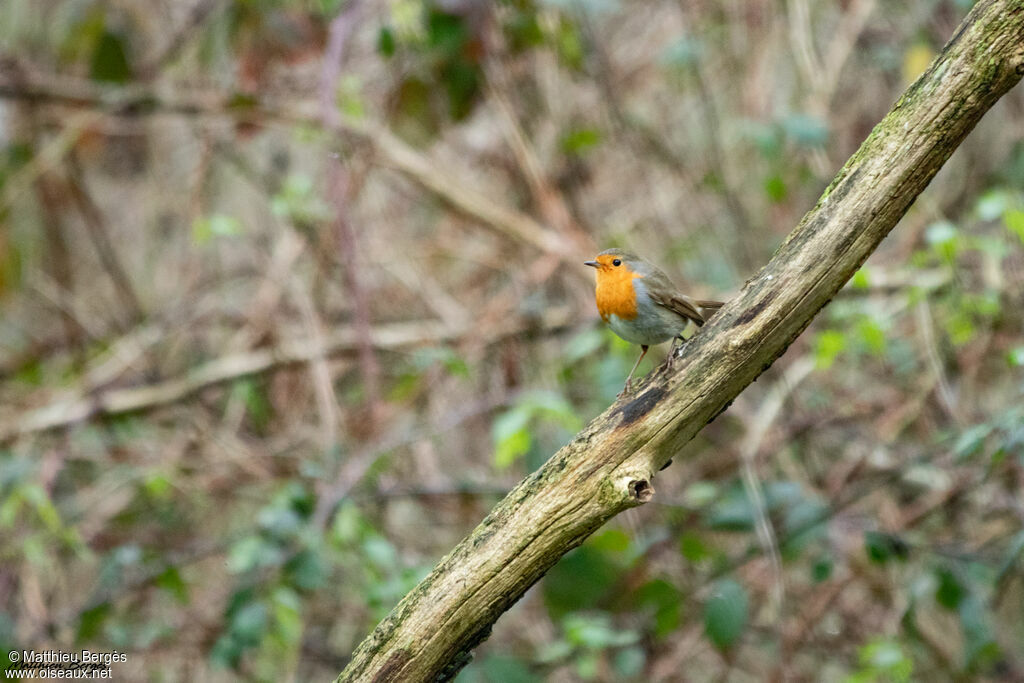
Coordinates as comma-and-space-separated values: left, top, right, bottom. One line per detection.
0, 0, 1023, 680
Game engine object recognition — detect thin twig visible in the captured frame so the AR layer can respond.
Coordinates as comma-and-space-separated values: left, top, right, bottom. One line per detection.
737, 355, 815, 678
66, 155, 146, 325
291, 275, 341, 451
483, 65, 590, 251
137, 0, 227, 79
311, 392, 522, 529
0, 70, 577, 264
320, 0, 382, 420
0, 309, 574, 443
915, 298, 961, 424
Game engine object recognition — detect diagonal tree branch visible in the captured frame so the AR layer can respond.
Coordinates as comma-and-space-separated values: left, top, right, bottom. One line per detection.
336, 2, 1024, 680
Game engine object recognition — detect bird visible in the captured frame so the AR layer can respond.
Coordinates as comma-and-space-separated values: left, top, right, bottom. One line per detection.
585, 248, 724, 396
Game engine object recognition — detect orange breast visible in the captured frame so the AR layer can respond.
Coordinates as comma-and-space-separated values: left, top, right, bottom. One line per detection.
595, 269, 642, 322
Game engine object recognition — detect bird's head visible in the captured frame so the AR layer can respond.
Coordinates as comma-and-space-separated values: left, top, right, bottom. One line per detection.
584, 249, 645, 280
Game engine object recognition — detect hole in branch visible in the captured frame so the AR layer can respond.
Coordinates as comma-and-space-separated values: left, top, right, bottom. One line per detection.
627, 479, 653, 503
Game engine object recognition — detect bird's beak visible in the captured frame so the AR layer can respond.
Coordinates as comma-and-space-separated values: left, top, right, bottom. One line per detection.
584, 261, 599, 268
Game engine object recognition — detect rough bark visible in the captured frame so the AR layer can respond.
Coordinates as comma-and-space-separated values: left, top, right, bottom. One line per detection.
338, 3, 1024, 681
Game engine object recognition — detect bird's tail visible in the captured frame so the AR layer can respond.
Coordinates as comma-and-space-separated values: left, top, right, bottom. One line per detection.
694, 300, 724, 326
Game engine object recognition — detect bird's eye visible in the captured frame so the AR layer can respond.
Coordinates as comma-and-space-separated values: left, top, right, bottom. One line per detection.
612, 258, 621, 267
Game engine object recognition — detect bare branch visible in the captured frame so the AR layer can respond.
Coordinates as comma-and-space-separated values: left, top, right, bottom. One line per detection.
0, 68, 577, 265
0, 310, 574, 443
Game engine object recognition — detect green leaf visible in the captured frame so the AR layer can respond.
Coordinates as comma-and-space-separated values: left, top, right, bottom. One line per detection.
270, 587, 303, 648
864, 531, 908, 565
996, 531, 1024, 585
284, 549, 326, 591
679, 531, 711, 562
680, 481, 718, 508
934, 566, 965, 609
703, 579, 748, 649
953, 423, 992, 460
563, 327, 605, 362
851, 268, 871, 289
780, 499, 829, 558
257, 505, 303, 540
563, 612, 639, 649
926, 220, 959, 262
492, 406, 532, 468
90, 30, 132, 83
744, 120, 782, 158
534, 639, 573, 664
561, 128, 603, 155
925, 220, 957, 245
76, 603, 111, 642
523, 390, 581, 431
155, 566, 189, 603
377, 26, 396, 57
331, 501, 365, 545
219, 88, 253, 108
271, 174, 331, 226
142, 473, 173, 500
575, 651, 599, 680
588, 529, 630, 554
503, 9, 544, 51
1004, 208, 1024, 243
613, 646, 646, 677
959, 596, 1000, 670
192, 214, 242, 245
976, 190, 1010, 221
856, 318, 886, 355
363, 536, 398, 570
814, 329, 845, 369
763, 174, 788, 202
543, 547, 620, 617
336, 74, 366, 120
426, 9, 468, 52
635, 579, 683, 638
414, 346, 469, 377
229, 600, 268, 645
493, 429, 530, 468
811, 557, 833, 582
227, 535, 282, 573
492, 391, 581, 468
480, 655, 538, 683
553, 18, 584, 71
945, 310, 976, 347
855, 639, 913, 683
22, 483, 62, 532
705, 494, 753, 531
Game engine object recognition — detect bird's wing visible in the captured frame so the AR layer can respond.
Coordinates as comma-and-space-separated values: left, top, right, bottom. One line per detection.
641, 263, 726, 326
648, 290, 706, 325
641, 266, 706, 325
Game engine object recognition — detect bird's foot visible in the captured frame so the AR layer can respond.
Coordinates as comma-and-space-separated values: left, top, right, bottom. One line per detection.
666, 337, 688, 369
617, 379, 634, 399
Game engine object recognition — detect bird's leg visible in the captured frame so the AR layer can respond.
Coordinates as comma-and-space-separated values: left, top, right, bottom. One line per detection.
667, 335, 687, 369
619, 345, 649, 398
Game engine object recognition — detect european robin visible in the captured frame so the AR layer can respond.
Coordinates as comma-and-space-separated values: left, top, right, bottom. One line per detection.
585, 249, 723, 395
